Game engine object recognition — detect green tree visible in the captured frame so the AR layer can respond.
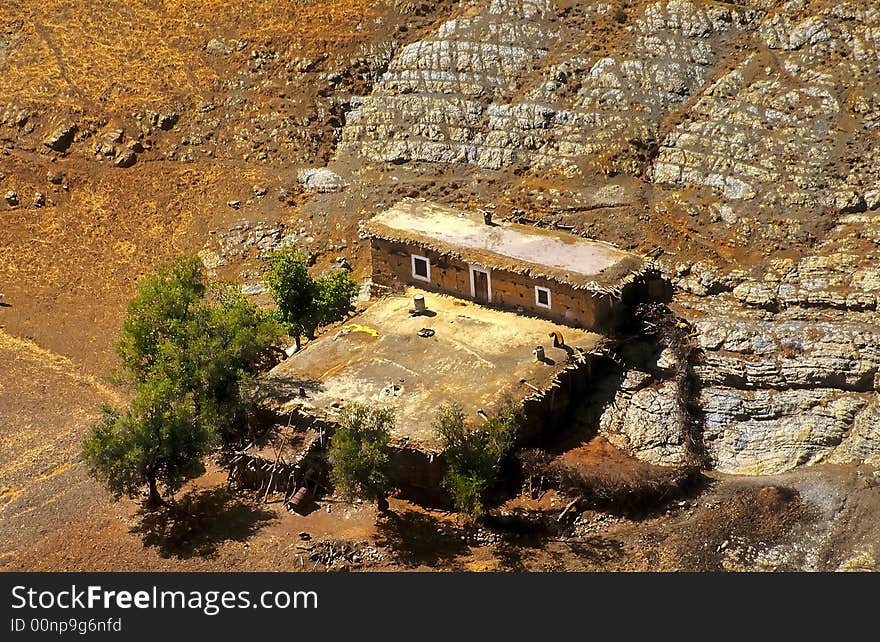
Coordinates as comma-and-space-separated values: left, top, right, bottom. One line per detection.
435, 401, 521, 517
263, 246, 358, 350
82, 257, 281, 508
83, 385, 211, 508
311, 269, 360, 332
328, 403, 395, 513
177, 285, 283, 443
263, 247, 315, 350
116, 256, 205, 379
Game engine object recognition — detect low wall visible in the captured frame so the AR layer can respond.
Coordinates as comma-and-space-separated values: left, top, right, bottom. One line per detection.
385, 350, 612, 506
227, 429, 328, 508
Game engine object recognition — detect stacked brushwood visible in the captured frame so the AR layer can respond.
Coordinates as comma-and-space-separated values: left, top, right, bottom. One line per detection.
227, 429, 328, 509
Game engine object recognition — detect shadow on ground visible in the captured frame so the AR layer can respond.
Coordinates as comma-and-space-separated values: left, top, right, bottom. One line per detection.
493, 534, 624, 571
130, 487, 276, 559
374, 509, 470, 568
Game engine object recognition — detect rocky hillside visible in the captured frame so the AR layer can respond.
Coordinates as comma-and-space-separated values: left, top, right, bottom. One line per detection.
333, 0, 880, 476
3, 0, 878, 475
0, 0, 454, 369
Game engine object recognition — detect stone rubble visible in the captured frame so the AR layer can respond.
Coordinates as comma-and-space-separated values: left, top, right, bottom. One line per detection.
198, 220, 285, 269
297, 167, 348, 193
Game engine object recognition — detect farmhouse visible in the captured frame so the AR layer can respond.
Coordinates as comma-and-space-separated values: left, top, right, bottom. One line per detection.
362, 199, 655, 331
256, 200, 663, 505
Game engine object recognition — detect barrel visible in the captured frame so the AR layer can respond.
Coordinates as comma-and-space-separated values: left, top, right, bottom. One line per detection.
289, 485, 312, 512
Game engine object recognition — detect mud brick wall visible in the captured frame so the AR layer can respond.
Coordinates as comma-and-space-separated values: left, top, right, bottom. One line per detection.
387, 352, 605, 507
370, 238, 622, 330
389, 447, 448, 506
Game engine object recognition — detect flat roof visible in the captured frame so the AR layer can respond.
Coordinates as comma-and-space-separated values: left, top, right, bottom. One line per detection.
361, 199, 645, 291
262, 288, 603, 450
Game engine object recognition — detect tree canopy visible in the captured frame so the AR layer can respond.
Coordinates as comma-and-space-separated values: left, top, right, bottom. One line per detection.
328, 403, 395, 512
263, 246, 358, 349
83, 257, 281, 508
263, 248, 315, 347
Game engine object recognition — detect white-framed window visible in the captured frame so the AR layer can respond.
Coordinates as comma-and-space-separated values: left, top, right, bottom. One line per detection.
535, 285, 551, 309
411, 254, 431, 282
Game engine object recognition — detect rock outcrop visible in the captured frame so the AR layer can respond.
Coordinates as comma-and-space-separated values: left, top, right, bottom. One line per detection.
653, 2, 880, 232
482, 0, 759, 174
691, 309, 880, 473
598, 372, 690, 466
340, 0, 767, 175
337, 0, 880, 478
701, 387, 880, 474
339, 0, 558, 165
694, 317, 880, 392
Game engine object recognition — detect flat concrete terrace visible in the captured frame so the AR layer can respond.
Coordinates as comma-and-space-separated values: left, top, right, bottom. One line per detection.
362, 199, 645, 290
263, 288, 603, 450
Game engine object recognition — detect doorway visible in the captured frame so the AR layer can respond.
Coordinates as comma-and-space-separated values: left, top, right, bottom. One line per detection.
469, 265, 492, 304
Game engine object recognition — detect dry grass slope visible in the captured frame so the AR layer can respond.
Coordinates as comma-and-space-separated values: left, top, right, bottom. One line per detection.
2, 0, 381, 111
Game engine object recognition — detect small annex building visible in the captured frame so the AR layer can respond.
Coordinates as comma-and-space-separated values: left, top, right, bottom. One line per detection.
361, 199, 655, 330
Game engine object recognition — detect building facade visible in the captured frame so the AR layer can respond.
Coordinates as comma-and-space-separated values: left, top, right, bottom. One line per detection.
362, 199, 654, 331
369, 237, 619, 329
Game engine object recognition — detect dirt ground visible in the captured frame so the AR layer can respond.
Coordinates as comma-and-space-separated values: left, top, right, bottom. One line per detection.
6, 460, 879, 572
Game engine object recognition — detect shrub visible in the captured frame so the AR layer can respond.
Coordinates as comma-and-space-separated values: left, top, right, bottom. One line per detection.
435, 400, 522, 517
328, 403, 395, 512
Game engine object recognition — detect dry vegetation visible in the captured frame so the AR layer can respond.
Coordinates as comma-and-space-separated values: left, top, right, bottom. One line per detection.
0, 0, 449, 369
2, 0, 381, 111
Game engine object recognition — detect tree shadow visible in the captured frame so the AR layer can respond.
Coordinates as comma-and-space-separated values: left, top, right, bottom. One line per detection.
493, 541, 531, 571
130, 487, 276, 559
564, 536, 625, 564
493, 533, 624, 570
259, 376, 325, 401
374, 509, 470, 569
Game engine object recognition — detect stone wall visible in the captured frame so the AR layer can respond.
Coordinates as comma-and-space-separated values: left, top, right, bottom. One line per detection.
370, 237, 619, 329
389, 447, 448, 505
519, 350, 602, 444
389, 349, 604, 506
